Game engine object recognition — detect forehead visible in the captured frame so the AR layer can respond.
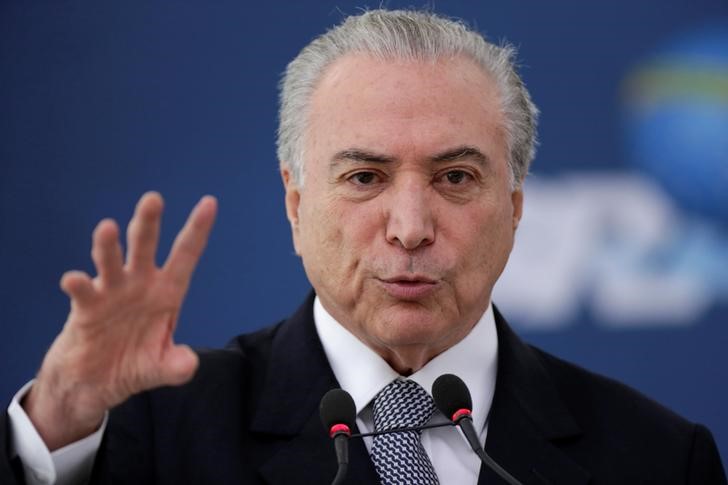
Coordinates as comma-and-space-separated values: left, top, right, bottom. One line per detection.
305, 54, 507, 166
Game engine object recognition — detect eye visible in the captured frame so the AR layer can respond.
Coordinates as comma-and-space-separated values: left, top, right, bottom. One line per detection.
443, 170, 471, 184
349, 171, 379, 185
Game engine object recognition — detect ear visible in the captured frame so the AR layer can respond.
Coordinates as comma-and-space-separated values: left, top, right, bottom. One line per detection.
281, 166, 302, 255
511, 188, 523, 231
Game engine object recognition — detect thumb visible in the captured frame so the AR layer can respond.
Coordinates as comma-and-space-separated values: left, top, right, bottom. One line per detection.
160, 344, 199, 386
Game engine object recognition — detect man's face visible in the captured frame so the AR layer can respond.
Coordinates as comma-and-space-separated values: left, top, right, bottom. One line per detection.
283, 54, 522, 372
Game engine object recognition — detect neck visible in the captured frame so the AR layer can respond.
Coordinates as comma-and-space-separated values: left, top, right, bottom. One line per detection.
376, 343, 446, 376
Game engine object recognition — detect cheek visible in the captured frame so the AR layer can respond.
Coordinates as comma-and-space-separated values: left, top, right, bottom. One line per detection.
299, 196, 373, 279
325, 198, 382, 245
450, 200, 515, 280
301, 200, 343, 261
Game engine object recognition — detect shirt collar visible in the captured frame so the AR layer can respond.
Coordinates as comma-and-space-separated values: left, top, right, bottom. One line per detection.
314, 296, 498, 433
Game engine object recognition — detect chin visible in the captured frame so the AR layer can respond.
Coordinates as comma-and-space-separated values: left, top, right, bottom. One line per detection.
374, 311, 446, 345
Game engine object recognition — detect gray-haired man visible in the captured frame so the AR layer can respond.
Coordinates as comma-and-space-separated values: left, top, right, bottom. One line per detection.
2, 9, 725, 485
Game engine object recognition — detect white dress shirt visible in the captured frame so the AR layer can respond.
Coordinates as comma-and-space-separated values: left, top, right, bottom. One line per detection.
8, 381, 106, 485
8, 298, 498, 484
314, 297, 498, 485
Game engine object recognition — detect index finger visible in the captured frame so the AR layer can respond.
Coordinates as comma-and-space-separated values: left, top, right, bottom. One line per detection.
162, 195, 218, 288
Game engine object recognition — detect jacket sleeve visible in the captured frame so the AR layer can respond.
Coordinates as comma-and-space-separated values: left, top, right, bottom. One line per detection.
1, 412, 25, 485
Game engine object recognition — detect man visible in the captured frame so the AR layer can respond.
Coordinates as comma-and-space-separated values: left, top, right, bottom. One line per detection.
1, 9, 725, 485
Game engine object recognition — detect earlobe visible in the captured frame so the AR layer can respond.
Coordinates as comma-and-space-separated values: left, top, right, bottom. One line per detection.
281, 168, 300, 224
511, 189, 523, 231
281, 166, 302, 254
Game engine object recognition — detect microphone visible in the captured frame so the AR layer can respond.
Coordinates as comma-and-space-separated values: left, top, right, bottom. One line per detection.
432, 374, 523, 485
319, 388, 357, 485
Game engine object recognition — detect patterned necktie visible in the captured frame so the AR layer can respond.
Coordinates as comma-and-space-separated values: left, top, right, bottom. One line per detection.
370, 379, 440, 485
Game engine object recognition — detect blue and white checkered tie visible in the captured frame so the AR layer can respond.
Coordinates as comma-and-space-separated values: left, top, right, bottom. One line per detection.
370, 379, 440, 485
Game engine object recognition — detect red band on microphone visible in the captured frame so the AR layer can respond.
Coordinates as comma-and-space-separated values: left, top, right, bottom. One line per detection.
329, 423, 351, 438
452, 408, 472, 422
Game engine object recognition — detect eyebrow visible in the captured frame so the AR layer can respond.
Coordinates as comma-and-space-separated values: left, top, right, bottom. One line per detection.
430, 146, 490, 166
331, 149, 396, 165
330, 145, 490, 167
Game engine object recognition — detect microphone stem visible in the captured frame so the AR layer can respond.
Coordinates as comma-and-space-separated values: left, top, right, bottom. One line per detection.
459, 417, 523, 485
331, 434, 350, 485
331, 464, 348, 485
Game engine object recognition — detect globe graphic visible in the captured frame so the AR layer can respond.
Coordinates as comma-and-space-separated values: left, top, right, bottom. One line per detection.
623, 22, 728, 224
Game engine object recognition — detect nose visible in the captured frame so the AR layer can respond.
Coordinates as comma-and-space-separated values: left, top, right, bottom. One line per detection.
384, 179, 435, 250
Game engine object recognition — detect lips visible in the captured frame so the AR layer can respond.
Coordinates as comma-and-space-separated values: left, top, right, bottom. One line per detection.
378, 275, 438, 300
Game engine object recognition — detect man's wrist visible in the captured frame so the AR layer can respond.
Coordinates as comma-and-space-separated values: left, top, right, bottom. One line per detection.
8, 380, 107, 485
21, 376, 105, 452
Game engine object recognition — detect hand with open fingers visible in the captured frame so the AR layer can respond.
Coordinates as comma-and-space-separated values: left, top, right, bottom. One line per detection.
22, 192, 218, 450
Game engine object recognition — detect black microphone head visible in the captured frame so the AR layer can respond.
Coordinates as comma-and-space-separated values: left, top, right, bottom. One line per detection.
432, 374, 473, 422
319, 388, 356, 435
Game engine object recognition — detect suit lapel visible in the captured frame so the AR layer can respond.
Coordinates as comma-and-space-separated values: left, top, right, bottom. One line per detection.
250, 293, 380, 485
248, 295, 589, 484
478, 308, 590, 485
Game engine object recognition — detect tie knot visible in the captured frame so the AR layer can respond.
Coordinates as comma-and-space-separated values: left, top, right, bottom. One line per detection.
373, 379, 435, 432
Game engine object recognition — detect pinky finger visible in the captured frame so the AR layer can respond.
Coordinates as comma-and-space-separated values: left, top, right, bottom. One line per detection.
60, 270, 97, 306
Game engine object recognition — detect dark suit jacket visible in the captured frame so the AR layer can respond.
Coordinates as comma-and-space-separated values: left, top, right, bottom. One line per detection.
2, 292, 726, 484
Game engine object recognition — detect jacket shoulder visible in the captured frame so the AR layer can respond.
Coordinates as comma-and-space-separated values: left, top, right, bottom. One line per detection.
531, 345, 691, 433
530, 345, 726, 482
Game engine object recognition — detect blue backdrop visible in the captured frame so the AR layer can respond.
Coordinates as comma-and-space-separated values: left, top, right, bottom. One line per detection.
2, 0, 727, 466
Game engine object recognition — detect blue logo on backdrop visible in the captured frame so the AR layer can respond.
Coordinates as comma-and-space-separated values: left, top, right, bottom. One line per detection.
493, 22, 728, 330
624, 21, 728, 223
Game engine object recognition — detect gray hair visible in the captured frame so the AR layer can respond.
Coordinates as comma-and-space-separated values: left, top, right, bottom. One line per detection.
277, 9, 539, 189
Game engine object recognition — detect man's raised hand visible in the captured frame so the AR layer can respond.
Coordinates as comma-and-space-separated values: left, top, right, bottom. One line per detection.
22, 192, 217, 450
